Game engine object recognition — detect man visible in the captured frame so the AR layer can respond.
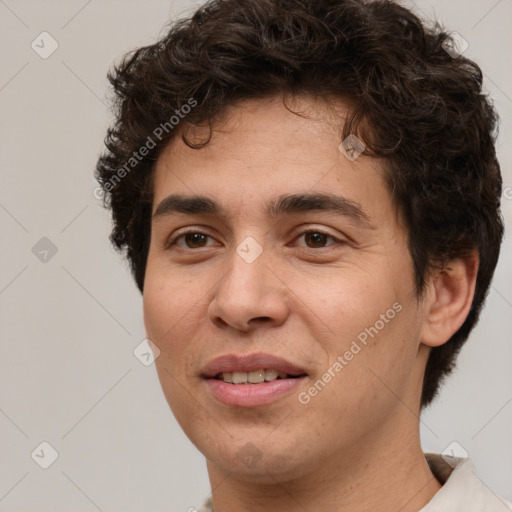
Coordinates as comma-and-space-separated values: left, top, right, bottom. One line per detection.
95, 0, 509, 510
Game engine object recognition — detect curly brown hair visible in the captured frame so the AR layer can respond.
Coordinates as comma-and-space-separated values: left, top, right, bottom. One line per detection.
95, 0, 504, 409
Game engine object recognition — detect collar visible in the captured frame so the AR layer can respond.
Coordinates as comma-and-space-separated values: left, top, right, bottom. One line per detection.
420, 453, 511, 511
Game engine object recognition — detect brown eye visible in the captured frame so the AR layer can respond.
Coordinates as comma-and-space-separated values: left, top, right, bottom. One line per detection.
169, 231, 215, 249
295, 230, 339, 249
183, 233, 209, 248
304, 231, 330, 248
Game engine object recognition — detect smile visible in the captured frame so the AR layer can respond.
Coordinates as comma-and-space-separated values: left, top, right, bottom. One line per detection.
202, 353, 308, 407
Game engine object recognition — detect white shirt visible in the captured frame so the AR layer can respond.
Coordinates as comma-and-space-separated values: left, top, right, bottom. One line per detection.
197, 453, 512, 511
421, 453, 511, 511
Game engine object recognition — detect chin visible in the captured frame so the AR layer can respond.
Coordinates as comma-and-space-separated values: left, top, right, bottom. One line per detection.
201, 432, 313, 483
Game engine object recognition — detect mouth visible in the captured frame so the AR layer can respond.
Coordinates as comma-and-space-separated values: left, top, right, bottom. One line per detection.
202, 353, 308, 407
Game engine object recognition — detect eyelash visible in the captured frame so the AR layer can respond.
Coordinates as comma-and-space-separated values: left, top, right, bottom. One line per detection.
166, 228, 344, 251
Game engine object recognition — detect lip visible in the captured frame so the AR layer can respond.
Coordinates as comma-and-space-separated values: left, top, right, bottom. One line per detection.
201, 353, 308, 407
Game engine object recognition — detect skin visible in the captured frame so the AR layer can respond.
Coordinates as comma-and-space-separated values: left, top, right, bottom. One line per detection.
143, 94, 477, 512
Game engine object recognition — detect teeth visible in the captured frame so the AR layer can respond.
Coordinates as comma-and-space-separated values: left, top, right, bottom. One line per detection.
264, 369, 278, 382
232, 372, 248, 384
217, 369, 292, 384
248, 370, 265, 384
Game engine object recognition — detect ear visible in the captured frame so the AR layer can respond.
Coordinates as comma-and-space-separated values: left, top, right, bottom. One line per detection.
420, 252, 479, 348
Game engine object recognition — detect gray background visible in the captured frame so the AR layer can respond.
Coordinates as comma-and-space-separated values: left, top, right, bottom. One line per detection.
0, 0, 510, 510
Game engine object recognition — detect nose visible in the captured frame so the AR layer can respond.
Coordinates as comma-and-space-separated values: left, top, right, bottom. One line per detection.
207, 245, 290, 332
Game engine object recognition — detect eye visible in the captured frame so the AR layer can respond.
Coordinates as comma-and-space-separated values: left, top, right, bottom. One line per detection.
166, 228, 344, 251
293, 230, 341, 249
167, 230, 217, 249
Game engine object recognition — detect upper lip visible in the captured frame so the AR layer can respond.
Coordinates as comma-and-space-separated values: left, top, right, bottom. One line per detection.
201, 353, 308, 378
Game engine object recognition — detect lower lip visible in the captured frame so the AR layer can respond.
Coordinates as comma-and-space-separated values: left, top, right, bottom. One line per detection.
205, 377, 305, 407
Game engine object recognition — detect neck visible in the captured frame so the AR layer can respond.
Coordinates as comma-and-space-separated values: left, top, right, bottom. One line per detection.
206, 413, 442, 512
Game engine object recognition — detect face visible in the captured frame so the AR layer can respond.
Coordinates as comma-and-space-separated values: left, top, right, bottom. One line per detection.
143, 95, 431, 484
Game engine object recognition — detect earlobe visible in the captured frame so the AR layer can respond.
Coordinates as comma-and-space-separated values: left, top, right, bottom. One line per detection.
420, 252, 479, 348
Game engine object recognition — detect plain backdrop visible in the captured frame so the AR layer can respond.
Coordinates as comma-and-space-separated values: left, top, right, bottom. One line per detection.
0, 0, 511, 510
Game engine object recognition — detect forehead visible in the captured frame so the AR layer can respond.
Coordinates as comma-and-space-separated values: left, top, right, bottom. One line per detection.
151, 95, 392, 223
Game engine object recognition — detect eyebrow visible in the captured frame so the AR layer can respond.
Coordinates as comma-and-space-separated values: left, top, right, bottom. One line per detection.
153, 192, 374, 227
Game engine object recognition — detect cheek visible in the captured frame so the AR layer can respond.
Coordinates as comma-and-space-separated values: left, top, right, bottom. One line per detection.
298, 269, 394, 341
143, 283, 170, 342
303, 267, 418, 387
142, 268, 202, 368
323, 300, 420, 413
144, 259, 199, 328
142, 273, 205, 426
